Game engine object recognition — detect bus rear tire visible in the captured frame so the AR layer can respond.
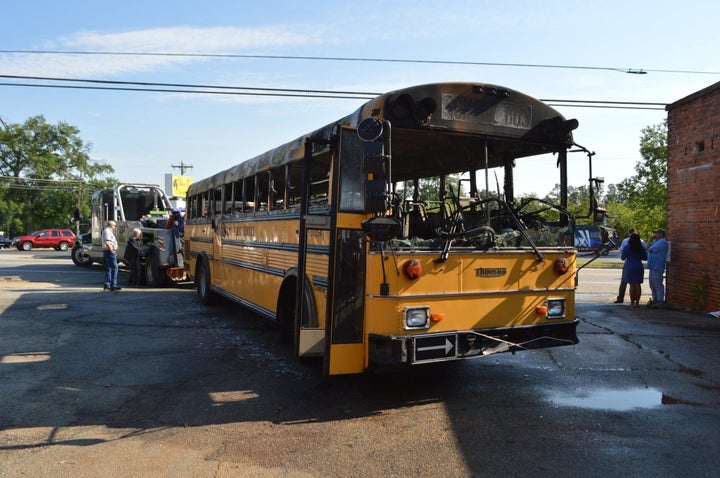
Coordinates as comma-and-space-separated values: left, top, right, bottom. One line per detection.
277, 278, 297, 347
197, 259, 217, 305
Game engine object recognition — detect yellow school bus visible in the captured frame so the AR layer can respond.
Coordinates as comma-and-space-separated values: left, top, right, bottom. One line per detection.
185, 82, 589, 375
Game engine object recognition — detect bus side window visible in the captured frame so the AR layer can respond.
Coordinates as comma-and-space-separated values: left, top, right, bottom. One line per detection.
309, 152, 331, 210
233, 180, 243, 215
186, 196, 197, 219
185, 195, 192, 219
193, 195, 201, 219
223, 183, 233, 215
269, 168, 285, 210
244, 177, 255, 213
200, 192, 210, 217
256, 174, 268, 212
287, 163, 302, 208
212, 187, 223, 216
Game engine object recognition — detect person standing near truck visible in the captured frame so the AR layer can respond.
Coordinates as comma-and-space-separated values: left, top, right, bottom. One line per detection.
102, 220, 121, 291
124, 228, 142, 287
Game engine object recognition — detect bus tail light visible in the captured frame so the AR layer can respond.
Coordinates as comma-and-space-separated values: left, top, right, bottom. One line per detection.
402, 259, 422, 280
403, 306, 430, 330
553, 257, 569, 275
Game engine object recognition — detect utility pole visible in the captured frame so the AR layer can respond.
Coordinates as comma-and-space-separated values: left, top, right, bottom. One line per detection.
75, 175, 83, 236
171, 161, 194, 176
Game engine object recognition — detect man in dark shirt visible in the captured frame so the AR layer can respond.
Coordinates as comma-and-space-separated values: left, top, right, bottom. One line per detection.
124, 228, 142, 286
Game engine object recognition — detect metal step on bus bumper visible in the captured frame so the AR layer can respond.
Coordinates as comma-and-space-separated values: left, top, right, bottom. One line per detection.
368, 320, 579, 365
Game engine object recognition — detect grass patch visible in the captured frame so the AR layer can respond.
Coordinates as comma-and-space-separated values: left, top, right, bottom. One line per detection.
577, 257, 623, 269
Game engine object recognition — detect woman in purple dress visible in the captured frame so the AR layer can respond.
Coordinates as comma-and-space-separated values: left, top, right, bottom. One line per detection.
621, 233, 647, 308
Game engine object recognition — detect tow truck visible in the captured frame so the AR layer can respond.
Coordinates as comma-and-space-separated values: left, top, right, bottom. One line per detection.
71, 184, 185, 287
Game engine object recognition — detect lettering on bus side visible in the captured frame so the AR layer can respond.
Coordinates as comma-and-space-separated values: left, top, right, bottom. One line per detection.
242, 226, 254, 237
475, 267, 507, 278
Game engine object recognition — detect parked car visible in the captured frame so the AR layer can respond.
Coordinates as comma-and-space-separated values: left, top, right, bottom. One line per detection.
13, 229, 76, 251
0, 235, 12, 249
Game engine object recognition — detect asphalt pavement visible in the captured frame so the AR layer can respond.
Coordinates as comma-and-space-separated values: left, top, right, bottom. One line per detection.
1, 249, 719, 477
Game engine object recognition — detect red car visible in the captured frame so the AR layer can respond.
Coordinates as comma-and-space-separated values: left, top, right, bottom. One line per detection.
13, 229, 76, 251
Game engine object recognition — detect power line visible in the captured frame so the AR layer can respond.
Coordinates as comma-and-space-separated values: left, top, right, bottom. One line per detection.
546, 104, 664, 111
0, 81, 374, 100
0, 74, 378, 97
0, 74, 669, 109
0, 175, 82, 184
0, 177, 82, 192
544, 99, 666, 111
1, 184, 78, 191
2, 49, 719, 75
545, 99, 666, 106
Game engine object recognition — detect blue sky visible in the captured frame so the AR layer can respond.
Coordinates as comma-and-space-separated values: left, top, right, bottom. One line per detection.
2, 0, 718, 196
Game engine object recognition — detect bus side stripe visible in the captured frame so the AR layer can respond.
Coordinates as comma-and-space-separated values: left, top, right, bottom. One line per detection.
220, 240, 329, 256
221, 258, 286, 277
368, 287, 576, 299
189, 236, 213, 243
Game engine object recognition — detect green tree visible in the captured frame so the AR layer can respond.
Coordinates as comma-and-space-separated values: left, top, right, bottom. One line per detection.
613, 121, 667, 238
0, 115, 116, 236
543, 184, 593, 222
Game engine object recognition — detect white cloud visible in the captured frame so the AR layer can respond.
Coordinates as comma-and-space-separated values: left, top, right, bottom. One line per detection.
0, 25, 327, 78
56, 25, 323, 53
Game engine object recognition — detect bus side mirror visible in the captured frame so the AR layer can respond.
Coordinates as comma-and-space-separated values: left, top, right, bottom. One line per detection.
593, 207, 606, 224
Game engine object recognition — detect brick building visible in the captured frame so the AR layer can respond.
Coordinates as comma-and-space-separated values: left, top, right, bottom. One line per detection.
665, 81, 720, 312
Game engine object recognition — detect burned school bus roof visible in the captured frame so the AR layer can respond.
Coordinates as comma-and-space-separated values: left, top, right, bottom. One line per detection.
358, 82, 578, 181
188, 82, 578, 195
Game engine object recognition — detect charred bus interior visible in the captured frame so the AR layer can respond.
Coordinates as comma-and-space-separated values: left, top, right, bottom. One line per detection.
361, 124, 579, 256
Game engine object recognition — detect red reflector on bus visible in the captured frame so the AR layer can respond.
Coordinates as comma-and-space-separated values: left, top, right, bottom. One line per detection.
553, 257, 569, 275
402, 259, 423, 280
430, 313, 445, 322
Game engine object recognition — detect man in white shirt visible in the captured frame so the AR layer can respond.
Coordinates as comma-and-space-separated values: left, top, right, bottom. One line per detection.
102, 220, 121, 291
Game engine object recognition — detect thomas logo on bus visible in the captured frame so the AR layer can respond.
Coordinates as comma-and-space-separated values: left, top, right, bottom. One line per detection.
475, 267, 507, 278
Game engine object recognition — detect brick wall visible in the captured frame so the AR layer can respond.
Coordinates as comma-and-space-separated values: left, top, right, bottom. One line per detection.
666, 81, 720, 312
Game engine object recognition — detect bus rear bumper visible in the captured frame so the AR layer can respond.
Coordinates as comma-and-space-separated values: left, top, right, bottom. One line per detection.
368, 319, 579, 366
